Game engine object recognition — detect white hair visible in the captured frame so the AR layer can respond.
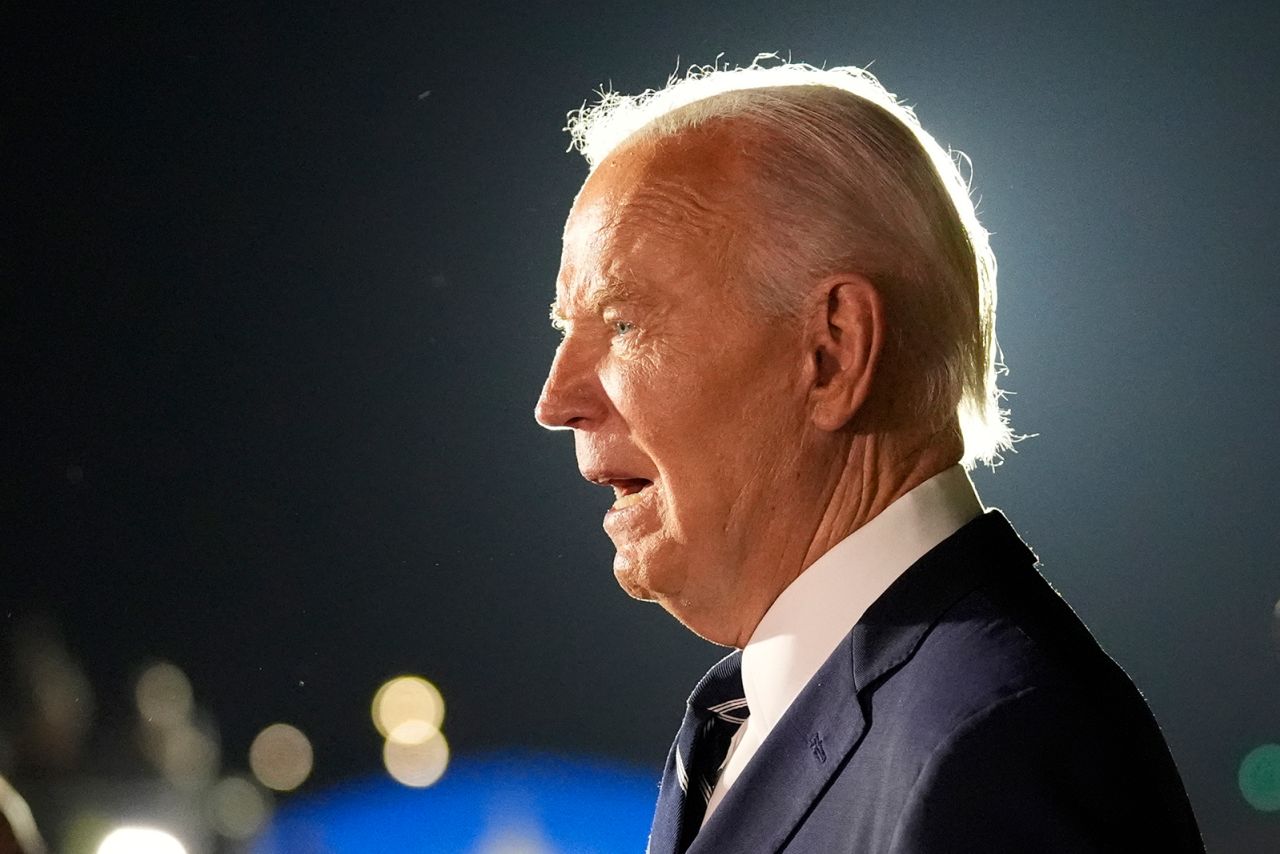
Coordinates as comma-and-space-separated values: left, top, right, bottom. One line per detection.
564, 55, 1014, 468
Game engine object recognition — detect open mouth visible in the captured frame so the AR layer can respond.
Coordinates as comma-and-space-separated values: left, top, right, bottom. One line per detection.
608, 478, 653, 510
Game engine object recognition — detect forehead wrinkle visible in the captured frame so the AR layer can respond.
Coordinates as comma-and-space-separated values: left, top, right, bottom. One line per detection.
614, 178, 729, 242
551, 270, 653, 323
552, 139, 747, 325
557, 192, 721, 318
588, 276, 653, 315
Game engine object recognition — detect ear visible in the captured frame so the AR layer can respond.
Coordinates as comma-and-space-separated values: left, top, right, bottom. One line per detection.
805, 274, 884, 432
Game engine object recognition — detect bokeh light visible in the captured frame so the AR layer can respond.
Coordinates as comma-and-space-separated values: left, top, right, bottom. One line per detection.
249, 723, 313, 792
157, 722, 220, 790
0, 776, 45, 853
135, 662, 194, 728
372, 676, 445, 740
472, 822, 557, 854
14, 616, 96, 770
208, 775, 271, 840
388, 718, 438, 745
383, 730, 450, 788
97, 827, 188, 854
1239, 743, 1280, 811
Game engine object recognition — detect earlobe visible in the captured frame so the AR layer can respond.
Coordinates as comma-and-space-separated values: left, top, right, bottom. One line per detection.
807, 275, 883, 432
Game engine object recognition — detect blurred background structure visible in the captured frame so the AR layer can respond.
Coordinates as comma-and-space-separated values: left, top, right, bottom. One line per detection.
3, 1, 1278, 851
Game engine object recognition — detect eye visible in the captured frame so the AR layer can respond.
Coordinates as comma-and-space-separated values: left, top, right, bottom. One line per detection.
612, 320, 636, 336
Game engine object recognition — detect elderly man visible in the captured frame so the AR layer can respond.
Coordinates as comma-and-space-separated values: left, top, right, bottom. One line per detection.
535, 60, 1202, 853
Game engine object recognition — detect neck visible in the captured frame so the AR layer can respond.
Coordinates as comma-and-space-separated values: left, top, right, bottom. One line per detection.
727, 422, 963, 648
803, 426, 964, 569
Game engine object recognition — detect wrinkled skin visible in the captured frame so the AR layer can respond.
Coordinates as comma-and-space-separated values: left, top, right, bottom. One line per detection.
536, 126, 958, 646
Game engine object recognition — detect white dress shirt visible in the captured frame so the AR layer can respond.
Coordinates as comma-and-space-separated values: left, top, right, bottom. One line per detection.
701, 464, 984, 823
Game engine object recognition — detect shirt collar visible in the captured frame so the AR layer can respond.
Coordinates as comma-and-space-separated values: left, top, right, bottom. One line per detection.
739, 464, 984, 735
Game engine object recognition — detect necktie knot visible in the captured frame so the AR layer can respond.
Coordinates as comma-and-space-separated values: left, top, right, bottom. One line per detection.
687, 650, 749, 719
651, 652, 751, 853
699, 695, 750, 725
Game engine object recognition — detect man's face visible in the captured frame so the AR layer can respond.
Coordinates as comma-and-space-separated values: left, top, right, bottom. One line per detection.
535, 132, 812, 643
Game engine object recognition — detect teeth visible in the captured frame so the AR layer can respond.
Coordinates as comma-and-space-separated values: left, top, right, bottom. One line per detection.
612, 491, 645, 510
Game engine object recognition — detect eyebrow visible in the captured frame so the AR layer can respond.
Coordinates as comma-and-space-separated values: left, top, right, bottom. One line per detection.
549, 276, 650, 327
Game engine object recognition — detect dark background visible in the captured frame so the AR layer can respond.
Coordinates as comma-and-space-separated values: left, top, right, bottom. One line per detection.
4, 0, 1278, 850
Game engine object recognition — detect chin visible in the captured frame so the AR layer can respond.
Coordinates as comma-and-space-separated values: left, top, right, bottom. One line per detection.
613, 547, 695, 604
613, 553, 743, 647
658, 596, 742, 648
612, 553, 658, 602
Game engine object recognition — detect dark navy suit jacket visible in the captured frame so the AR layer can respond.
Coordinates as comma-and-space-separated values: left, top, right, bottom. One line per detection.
668, 511, 1204, 853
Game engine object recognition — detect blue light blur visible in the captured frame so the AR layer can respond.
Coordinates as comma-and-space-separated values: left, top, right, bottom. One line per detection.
250, 753, 657, 853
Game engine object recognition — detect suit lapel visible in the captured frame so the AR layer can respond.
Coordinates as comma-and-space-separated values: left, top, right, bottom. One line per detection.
848, 511, 1035, 693
689, 627, 865, 853
688, 511, 1035, 852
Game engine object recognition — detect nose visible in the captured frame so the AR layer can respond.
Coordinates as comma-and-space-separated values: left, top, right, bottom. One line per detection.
534, 337, 607, 430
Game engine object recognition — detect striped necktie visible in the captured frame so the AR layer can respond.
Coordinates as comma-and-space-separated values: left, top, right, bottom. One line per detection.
649, 652, 750, 854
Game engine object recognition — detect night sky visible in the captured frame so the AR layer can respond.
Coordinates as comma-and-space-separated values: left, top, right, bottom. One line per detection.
5, 1, 1278, 849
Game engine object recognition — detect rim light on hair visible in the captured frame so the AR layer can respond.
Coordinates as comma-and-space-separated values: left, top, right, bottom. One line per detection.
564, 54, 1016, 468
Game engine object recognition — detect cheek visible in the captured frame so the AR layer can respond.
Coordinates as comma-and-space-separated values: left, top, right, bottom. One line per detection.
605, 338, 800, 473
600, 352, 692, 428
